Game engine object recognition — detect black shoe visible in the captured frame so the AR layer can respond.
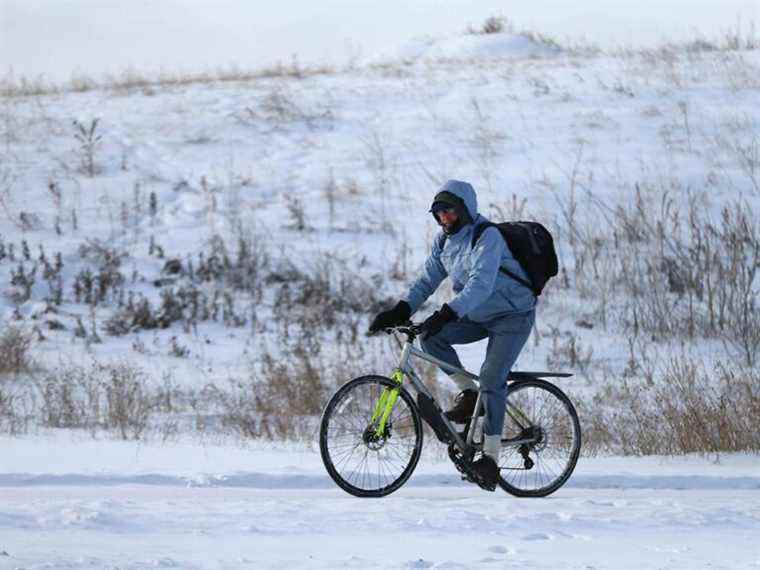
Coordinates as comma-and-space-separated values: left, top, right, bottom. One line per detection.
443, 389, 482, 424
470, 454, 498, 492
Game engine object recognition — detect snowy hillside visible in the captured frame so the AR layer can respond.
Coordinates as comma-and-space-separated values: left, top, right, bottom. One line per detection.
2, 29, 759, 389
364, 29, 560, 65
1, 22, 759, 569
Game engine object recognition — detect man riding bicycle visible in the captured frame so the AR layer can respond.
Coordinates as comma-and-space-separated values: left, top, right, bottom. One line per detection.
369, 180, 536, 490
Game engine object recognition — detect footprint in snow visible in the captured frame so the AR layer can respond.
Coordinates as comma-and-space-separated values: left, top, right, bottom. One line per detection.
343, 555, 375, 568
146, 557, 178, 567
556, 530, 592, 541
522, 532, 553, 541
405, 559, 434, 569
487, 545, 509, 554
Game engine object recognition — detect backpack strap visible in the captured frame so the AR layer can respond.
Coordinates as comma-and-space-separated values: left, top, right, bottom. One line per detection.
499, 268, 534, 292
470, 221, 496, 249
470, 222, 534, 292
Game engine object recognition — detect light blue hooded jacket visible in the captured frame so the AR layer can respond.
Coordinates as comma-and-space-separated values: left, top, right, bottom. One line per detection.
403, 180, 536, 322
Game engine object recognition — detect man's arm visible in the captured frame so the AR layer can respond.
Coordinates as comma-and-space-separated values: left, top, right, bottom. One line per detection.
447, 227, 503, 318
402, 235, 448, 314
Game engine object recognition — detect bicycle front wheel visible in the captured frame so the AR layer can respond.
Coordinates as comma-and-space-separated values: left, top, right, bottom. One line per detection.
497, 378, 581, 497
319, 375, 423, 497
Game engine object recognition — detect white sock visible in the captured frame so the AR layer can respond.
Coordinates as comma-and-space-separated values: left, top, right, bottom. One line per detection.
449, 372, 477, 392
483, 434, 501, 461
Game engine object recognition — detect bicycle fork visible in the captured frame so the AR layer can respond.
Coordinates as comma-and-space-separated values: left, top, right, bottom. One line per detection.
369, 368, 470, 453
369, 370, 404, 438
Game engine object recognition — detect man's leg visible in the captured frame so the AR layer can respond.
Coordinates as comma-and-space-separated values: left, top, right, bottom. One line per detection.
420, 318, 489, 424
419, 317, 488, 382
478, 310, 535, 459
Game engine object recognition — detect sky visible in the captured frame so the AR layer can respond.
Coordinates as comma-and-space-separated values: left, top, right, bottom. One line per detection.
1, 0, 759, 81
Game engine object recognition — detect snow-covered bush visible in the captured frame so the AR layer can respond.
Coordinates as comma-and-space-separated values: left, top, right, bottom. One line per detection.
478, 16, 506, 35
72, 118, 103, 177
37, 361, 154, 440
0, 383, 33, 434
0, 326, 33, 378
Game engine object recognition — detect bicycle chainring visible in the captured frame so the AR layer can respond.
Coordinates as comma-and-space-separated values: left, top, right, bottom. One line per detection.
447, 444, 495, 490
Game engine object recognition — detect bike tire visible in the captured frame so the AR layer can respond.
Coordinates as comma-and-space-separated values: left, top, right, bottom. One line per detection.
320, 375, 423, 498
496, 378, 581, 497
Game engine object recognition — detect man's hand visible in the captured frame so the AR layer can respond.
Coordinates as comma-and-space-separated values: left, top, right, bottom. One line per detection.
420, 304, 457, 339
369, 301, 412, 334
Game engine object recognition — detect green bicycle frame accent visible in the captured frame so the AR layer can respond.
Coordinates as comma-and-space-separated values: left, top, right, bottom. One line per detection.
371, 370, 404, 437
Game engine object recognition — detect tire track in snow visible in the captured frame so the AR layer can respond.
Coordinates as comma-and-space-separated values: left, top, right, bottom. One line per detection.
0, 471, 757, 490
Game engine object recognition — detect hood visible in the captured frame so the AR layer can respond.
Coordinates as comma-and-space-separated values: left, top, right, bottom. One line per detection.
434, 180, 477, 220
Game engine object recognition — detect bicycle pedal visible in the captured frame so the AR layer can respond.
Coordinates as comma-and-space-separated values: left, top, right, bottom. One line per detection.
458, 466, 483, 487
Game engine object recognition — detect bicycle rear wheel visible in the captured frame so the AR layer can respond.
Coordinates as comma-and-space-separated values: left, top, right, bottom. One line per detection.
497, 378, 581, 497
320, 375, 423, 497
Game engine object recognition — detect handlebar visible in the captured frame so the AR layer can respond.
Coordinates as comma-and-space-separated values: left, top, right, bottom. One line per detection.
365, 321, 423, 339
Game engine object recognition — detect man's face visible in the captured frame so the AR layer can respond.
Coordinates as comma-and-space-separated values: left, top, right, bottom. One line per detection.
435, 207, 459, 233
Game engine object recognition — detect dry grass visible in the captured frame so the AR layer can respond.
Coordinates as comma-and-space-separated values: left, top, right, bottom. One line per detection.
581, 358, 760, 455
37, 361, 154, 439
465, 15, 562, 51
550, 180, 760, 366
0, 382, 34, 434
1, 61, 338, 99
213, 347, 330, 440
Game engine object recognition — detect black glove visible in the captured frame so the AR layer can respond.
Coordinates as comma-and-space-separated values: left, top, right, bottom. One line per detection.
420, 304, 457, 339
369, 300, 412, 333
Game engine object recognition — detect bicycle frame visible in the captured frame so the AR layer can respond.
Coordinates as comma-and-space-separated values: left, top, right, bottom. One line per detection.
372, 331, 538, 455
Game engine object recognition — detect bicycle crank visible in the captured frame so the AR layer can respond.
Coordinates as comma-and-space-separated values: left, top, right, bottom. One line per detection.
447, 444, 495, 492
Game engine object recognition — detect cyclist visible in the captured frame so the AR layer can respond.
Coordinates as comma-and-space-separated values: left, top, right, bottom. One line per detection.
369, 180, 536, 490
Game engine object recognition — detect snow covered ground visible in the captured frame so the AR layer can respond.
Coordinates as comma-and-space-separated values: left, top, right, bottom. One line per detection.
0, 435, 758, 570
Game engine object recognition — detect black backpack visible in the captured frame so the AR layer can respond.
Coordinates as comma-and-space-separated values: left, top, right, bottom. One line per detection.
470, 221, 558, 296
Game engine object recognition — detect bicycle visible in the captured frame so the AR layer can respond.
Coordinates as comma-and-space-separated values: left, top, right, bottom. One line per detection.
319, 323, 581, 497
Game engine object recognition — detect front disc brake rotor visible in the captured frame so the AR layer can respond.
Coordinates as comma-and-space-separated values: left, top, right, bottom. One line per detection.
362, 421, 391, 450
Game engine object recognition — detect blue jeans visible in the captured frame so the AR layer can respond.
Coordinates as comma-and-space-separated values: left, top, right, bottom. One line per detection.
420, 310, 535, 436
